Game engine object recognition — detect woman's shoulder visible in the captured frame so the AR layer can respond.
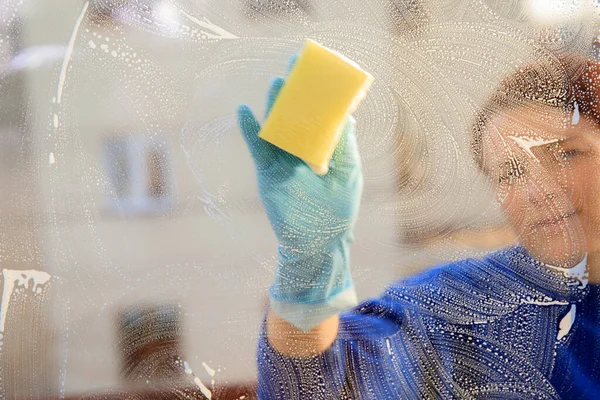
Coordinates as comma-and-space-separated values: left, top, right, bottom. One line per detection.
350, 247, 531, 325
390, 247, 512, 287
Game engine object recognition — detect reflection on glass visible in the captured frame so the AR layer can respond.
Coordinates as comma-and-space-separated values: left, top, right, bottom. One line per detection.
117, 303, 184, 384
103, 135, 171, 215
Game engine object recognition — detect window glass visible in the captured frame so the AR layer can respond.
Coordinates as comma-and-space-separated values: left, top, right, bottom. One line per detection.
1, 0, 599, 398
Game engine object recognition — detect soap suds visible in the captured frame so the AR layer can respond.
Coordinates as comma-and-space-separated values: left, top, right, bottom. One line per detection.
508, 135, 560, 159
56, 1, 88, 104
0, 269, 51, 333
557, 304, 576, 340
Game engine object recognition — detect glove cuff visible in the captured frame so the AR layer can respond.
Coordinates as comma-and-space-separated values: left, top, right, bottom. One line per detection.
269, 284, 358, 332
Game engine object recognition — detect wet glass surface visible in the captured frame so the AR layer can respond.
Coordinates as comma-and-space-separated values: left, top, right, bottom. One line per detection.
1, 0, 599, 398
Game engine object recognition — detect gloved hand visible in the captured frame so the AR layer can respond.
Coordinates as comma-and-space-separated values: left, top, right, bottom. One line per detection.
237, 71, 364, 332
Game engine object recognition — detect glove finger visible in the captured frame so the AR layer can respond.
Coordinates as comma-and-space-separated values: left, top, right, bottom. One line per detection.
237, 104, 276, 169
287, 53, 299, 74
265, 77, 285, 120
331, 116, 360, 169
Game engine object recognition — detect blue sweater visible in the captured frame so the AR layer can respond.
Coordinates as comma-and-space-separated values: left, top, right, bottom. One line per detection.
257, 246, 598, 399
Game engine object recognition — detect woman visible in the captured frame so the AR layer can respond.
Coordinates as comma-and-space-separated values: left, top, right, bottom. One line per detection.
237, 54, 600, 399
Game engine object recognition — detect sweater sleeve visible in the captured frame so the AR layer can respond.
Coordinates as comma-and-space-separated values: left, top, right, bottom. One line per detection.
256, 294, 405, 399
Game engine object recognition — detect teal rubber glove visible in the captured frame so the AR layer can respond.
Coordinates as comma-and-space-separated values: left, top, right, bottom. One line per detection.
237, 75, 364, 332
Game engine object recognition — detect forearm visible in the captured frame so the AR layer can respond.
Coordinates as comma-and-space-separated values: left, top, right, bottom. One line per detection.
266, 308, 340, 357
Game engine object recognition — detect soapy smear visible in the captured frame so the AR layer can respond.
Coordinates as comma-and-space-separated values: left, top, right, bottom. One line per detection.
546, 253, 589, 289
0, 270, 51, 333
179, 10, 239, 40
508, 135, 561, 159
557, 304, 576, 340
572, 100, 580, 125
194, 376, 212, 399
56, 1, 89, 104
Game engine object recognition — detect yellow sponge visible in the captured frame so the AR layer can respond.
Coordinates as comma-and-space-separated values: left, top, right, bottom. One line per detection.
259, 39, 374, 175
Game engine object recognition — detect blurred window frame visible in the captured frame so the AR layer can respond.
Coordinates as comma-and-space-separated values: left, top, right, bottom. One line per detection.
103, 134, 173, 215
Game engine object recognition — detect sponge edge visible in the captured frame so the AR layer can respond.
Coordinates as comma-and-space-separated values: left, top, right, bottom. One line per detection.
258, 39, 373, 175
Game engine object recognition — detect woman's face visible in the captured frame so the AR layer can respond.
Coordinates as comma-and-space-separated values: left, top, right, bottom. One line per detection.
482, 105, 600, 267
